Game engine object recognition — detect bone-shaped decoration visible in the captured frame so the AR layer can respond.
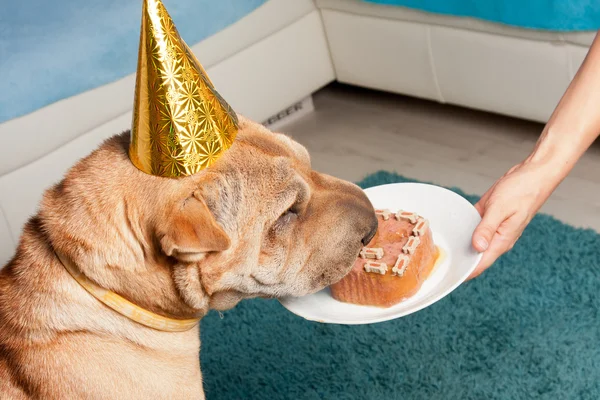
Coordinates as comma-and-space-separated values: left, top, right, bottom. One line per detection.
364, 261, 388, 275
392, 254, 411, 277
359, 247, 384, 260
412, 218, 429, 236
402, 236, 420, 255
375, 209, 392, 221
395, 210, 418, 224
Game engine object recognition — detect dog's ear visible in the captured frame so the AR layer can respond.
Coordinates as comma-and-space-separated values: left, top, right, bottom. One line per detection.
159, 190, 230, 262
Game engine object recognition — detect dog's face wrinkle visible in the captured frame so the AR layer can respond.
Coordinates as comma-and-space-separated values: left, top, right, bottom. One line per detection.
118, 199, 147, 264
202, 172, 243, 238
249, 273, 278, 287
253, 226, 296, 288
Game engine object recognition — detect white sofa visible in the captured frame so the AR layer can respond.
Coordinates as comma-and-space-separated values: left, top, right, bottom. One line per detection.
0, 0, 595, 265
318, 0, 594, 122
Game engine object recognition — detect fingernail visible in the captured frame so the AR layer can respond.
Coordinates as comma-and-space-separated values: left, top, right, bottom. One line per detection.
475, 237, 488, 251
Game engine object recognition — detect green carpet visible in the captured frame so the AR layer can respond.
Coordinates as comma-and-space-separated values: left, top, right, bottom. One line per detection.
199, 171, 600, 399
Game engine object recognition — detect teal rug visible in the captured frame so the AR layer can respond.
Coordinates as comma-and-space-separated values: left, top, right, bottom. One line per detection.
199, 171, 600, 399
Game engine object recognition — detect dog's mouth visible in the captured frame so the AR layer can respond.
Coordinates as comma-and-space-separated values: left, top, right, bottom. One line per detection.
322, 244, 362, 288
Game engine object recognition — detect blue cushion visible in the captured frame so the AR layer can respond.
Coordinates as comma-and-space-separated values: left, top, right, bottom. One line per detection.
364, 0, 600, 31
0, 0, 267, 123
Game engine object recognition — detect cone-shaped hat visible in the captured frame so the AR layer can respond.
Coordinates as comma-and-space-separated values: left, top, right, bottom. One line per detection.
129, 0, 238, 177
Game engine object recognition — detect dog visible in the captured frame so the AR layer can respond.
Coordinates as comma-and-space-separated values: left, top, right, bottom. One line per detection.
0, 116, 378, 399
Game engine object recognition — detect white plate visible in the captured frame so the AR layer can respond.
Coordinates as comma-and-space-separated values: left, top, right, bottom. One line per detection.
278, 182, 483, 325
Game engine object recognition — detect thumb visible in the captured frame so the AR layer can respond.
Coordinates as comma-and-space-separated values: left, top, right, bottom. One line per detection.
472, 203, 510, 253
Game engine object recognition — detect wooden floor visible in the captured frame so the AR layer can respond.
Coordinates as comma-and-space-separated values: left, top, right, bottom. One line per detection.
282, 83, 600, 232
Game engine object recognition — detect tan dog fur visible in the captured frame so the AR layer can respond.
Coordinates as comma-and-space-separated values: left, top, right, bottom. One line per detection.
0, 116, 377, 399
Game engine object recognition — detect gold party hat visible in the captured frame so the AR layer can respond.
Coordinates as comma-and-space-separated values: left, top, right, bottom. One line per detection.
129, 0, 238, 177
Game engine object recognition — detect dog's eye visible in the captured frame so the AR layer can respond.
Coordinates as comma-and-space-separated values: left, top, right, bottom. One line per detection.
275, 206, 298, 227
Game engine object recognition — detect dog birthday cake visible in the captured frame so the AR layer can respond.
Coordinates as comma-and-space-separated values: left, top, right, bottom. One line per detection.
330, 209, 439, 308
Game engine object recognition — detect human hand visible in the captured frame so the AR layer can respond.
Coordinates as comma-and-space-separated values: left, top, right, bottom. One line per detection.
467, 159, 560, 279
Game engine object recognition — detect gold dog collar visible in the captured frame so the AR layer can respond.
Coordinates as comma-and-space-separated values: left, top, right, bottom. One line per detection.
56, 252, 200, 332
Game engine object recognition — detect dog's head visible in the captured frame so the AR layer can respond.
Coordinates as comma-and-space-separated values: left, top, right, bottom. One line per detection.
43, 116, 377, 318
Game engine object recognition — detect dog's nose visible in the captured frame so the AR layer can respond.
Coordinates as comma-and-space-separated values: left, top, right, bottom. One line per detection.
361, 216, 379, 245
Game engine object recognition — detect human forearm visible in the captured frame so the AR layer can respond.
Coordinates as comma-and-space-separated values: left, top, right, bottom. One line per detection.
527, 31, 600, 180
469, 32, 600, 278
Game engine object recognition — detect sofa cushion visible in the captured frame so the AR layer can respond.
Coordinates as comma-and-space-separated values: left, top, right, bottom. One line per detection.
361, 0, 600, 32
316, 0, 596, 46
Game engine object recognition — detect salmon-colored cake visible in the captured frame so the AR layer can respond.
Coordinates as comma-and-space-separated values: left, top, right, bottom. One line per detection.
330, 209, 438, 308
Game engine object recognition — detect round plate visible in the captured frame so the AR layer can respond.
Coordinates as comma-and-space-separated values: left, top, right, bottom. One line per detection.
278, 182, 483, 325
